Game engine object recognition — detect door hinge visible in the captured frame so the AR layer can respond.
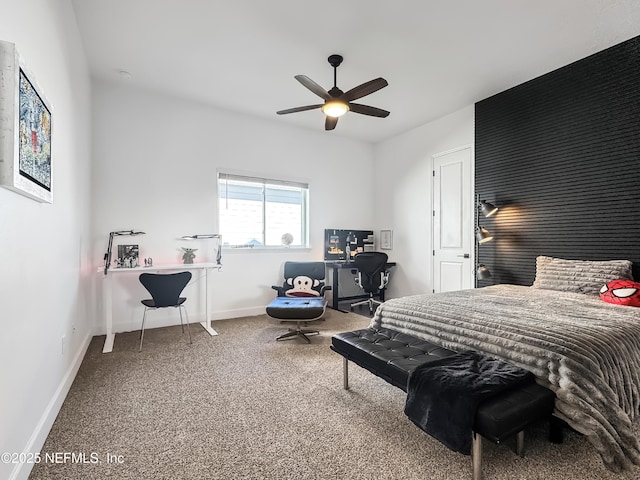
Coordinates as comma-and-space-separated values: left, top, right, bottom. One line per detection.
433, 250, 435, 256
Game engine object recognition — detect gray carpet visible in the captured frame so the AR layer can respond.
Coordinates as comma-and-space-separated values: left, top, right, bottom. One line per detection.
30, 309, 640, 479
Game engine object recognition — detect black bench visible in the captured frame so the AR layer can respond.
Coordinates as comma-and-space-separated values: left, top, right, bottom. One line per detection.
331, 327, 556, 480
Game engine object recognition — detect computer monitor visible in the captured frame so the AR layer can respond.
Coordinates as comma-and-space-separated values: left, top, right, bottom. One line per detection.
324, 229, 375, 262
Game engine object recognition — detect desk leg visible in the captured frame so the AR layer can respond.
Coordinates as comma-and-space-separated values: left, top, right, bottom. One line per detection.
199, 267, 219, 336
330, 268, 349, 313
102, 274, 115, 353
332, 267, 340, 310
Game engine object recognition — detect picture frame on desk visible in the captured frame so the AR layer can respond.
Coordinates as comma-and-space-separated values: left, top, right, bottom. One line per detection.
380, 230, 393, 250
116, 244, 139, 268
0, 40, 53, 203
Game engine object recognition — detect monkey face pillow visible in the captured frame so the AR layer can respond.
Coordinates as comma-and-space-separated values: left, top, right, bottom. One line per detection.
600, 279, 640, 307
285, 275, 321, 297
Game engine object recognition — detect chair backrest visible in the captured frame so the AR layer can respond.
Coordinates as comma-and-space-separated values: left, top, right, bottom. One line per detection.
354, 252, 389, 293
282, 261, 327, 297
139, 271, 192, 307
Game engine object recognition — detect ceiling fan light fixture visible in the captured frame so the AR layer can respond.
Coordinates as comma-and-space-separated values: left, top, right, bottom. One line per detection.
322, 100, 349, 117
277, 55, 388, 129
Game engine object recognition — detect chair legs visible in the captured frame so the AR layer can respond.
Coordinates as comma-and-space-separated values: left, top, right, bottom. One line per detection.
350, 295, 383, 315
139, 307, 149, 352
276, 320, 320, 344
139, 305, 192, 352
179, 305, 192, 345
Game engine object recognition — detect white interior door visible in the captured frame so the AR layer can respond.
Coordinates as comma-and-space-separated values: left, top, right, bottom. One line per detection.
432, 146, 472, 293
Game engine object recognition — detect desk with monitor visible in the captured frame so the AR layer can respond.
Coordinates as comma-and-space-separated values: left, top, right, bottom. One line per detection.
323, 228, 396, 311
325, 260, 396, 311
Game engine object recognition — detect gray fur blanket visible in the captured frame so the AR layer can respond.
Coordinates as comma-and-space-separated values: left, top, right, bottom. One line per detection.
370, 285, 640, 472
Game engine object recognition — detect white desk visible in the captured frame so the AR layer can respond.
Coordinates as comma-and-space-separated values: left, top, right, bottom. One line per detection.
101, 263, 221, 353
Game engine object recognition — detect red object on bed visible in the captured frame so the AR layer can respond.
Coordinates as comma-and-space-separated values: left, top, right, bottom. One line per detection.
599, 279, 640, 307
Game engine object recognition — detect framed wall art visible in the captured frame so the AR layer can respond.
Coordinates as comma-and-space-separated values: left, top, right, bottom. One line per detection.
0, 40, 53, 203
380, 229, 393, 250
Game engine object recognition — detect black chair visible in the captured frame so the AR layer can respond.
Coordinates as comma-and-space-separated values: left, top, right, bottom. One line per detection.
350, 252, 390, 315
138, 271, 192, 351
266, 261, 331, 343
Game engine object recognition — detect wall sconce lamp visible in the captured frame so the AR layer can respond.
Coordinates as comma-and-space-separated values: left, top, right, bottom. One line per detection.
475, 226, 493, 244
180, 234, 223, 266
476, 198, 498, 243
103, 230, 146, 275
475, 195, 498, 285
479, 200, 498, 218
476, 264, 492, 280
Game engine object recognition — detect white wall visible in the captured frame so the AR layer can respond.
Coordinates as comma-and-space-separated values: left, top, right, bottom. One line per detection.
0, 1, 93, 479
0, 3, 473, 473
91, 81, 375, 333
372, 105, 474, 298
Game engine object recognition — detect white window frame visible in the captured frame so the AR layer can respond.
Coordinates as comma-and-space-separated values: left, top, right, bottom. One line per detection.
217, 171, 310, 249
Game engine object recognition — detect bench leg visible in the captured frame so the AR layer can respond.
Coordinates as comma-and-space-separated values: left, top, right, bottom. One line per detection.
516, 430, 525, 457
549, 416, 565, 444
472, 432, 482, 480
343, 357, 349, 390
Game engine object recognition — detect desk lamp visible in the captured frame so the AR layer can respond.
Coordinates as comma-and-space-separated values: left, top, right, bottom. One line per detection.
180, 234, 223, 266
103, 230, 145, 275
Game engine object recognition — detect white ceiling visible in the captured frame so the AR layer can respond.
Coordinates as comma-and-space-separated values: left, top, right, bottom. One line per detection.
70, 0, 640, 144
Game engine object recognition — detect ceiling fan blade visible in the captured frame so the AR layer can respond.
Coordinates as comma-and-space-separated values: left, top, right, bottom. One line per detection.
349, 103, 390, 118
276, 104, 323, 115
325, 116, 338, 130
344, 78, 388, 102
295, 75, 331, 100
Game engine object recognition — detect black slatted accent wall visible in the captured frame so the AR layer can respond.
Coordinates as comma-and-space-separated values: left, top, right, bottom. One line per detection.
475, 35, 640, 286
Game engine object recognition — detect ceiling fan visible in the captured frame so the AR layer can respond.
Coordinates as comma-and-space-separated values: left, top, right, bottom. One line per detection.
276, 54, 390, 131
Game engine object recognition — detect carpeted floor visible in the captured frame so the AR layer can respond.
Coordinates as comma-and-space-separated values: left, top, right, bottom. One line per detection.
29, 309, 640, 479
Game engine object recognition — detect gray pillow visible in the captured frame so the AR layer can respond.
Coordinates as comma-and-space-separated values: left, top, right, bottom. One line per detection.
532, 256, 633, 295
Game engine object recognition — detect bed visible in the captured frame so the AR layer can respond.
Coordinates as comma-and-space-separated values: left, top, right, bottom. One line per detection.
369, 256, 640, 472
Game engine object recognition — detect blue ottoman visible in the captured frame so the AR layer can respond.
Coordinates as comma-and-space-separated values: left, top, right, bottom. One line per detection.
266, 296, 326, 343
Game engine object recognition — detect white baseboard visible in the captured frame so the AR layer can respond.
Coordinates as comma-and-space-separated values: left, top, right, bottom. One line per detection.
9, 332, 92, 480
209, 306, 266, 320
11, 305, 266, 480
108, 306, 268, 334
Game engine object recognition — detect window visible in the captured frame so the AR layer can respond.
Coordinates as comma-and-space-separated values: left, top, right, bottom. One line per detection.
218, 172, 309, 248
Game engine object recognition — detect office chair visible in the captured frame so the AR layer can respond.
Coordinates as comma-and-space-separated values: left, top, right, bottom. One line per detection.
138, 271, 193, 351
350, 252, 390, 315
266, 261, 331, 343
